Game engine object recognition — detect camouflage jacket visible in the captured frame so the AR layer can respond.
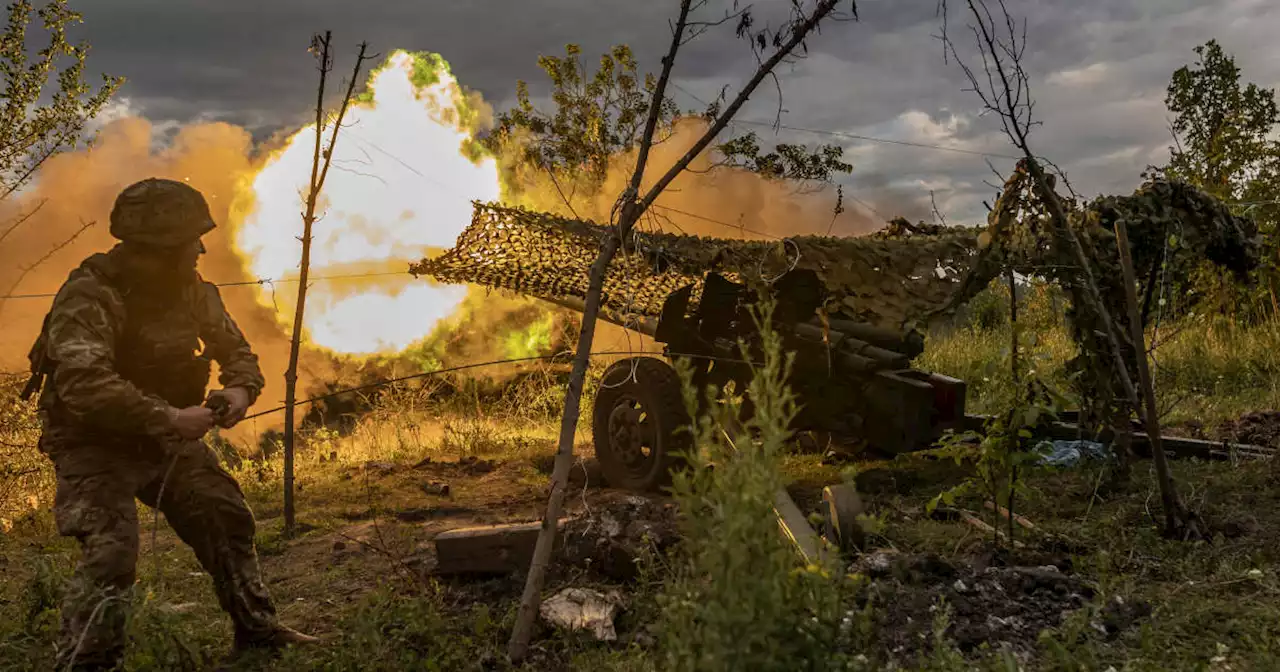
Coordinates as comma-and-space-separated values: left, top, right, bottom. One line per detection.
35, 246, 264, 441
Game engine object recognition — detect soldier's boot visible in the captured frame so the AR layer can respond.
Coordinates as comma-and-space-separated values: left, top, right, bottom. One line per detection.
232, 623, 321, 652
142, 443, 320, 655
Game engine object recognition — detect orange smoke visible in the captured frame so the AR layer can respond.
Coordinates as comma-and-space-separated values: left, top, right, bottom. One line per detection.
0, 117, 339, 438
504, 117, 881, 240
0, 56, 907, 445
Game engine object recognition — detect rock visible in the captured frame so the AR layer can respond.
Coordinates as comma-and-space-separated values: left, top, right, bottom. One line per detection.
1100, 595, 1151, 636
539, 588, 623, 641
559, 495, 679, 581
852, 549, 900, 578
457, 456, 496, 475
422, 481, 451, 496
364, 460, 397, 475
629, 627, 657, 649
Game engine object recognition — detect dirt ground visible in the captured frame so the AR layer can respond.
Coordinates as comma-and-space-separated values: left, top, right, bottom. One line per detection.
6, 409, 1280, 670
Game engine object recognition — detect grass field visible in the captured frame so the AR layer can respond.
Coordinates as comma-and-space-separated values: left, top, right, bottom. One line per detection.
4, 287, 1280, 671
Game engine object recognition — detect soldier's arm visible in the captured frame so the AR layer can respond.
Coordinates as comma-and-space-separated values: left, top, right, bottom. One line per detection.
196, 282, 265, 404
45, 277, 176, 436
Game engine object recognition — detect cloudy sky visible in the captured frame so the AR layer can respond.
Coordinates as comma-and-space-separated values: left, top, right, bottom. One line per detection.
74, 0, 1280, 224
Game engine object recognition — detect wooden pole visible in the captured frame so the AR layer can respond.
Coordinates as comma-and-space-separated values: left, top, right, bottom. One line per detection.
506, 2, 693, 659
506, 0, 851, 661
1006, 267, 1018, 542
1114, 220, 1189, 537
283, 35, 371, 537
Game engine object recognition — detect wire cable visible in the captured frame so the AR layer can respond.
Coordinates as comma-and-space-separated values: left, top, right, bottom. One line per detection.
238, 348, 763, 422
0, 270, 411, 301
667, 80, 1022, 160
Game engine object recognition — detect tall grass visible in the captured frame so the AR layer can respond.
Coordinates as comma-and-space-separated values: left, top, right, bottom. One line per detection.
918, 279, 1280, 424
0, 375, 52, 532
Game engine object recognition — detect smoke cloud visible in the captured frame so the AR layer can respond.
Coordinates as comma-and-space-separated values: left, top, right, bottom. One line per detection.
0, 108, 914, 444
506, 117, 886, 240
0, 117, 338, 442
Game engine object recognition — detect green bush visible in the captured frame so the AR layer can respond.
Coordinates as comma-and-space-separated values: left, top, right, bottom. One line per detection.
657, 299, 868, 672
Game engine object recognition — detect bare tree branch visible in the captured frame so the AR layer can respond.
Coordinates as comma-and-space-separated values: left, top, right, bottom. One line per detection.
939, 0, 1197, 538
931, 190, 948, 226
638, 0, 853, 217
0, 198, 46, 247
0, 218, 95, 316
283, 34, 374, 537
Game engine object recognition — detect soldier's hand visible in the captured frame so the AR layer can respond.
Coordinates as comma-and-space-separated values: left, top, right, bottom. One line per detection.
170, 406, 216, 439
208, 387, 251, 428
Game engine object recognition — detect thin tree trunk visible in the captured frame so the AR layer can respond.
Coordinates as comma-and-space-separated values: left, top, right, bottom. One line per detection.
1007, 268, 1017, 542
506, 234, 620, 661
1115, 220, 1194, 538
284, 32, 331, 538
1008, 269, 1018, 379
506, 0, 850, 661
283, 34, 370, 537
506, 1, 692, 660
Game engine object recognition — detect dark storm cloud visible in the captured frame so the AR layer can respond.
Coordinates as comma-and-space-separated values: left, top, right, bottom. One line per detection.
75, 0, 1279, 224
76, 0, 735, 133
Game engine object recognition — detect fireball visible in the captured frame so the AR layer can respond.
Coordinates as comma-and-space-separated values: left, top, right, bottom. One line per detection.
235, 50, 501, 355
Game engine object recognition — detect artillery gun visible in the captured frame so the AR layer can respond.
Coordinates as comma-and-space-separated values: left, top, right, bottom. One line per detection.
411, 174, 1261, 554
410, 202, 985, 500
543, 267, 967, 494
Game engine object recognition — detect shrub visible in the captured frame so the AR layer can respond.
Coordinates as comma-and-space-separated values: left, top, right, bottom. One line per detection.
657, 299, 867, 672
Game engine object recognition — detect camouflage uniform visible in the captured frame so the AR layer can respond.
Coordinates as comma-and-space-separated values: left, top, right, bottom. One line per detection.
29, 179, 283, 670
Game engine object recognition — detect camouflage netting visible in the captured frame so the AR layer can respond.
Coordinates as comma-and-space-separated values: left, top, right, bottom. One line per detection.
955, 162, 1260, 436
410, 165, 1259, 349
410, 163, 1260, 449
409, 202, 985, 332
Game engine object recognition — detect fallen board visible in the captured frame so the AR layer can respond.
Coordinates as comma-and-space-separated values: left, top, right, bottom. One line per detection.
718, 419, 830, 564
432, 520, 570, 576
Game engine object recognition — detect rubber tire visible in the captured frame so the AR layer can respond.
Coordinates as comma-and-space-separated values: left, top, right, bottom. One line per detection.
592, 357, 692, 492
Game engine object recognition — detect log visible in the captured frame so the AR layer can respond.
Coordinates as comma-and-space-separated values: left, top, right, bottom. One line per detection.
961, 414, 1275, 461
433, 520, 569, 576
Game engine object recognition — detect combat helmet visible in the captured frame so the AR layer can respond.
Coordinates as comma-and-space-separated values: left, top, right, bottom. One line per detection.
109, 177, 216, 247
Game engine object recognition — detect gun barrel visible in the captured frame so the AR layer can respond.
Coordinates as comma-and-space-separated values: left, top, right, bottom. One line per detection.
814, 318, 924, 358
535, 295, 659, 337
537, 295, 918, 371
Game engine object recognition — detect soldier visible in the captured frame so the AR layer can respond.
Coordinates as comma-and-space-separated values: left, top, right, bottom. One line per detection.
23, 178, 317, 670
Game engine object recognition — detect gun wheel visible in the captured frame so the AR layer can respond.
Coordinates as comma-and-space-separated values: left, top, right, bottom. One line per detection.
592, 357, 692, 492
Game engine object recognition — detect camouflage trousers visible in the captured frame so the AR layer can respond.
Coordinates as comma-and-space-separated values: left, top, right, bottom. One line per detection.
41, 433, 278, 670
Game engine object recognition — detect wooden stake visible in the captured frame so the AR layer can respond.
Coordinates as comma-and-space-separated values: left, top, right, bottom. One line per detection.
283, 34, 371, 537
506, 0, 851, 661
1006, 267, 1018, 542
1114, 220, 1192, 537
